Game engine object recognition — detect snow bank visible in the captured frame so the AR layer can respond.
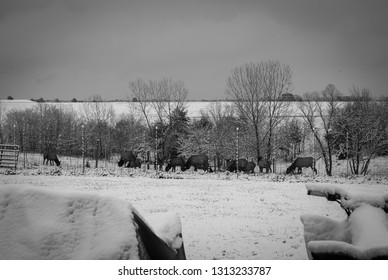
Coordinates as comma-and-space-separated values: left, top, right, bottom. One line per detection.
348, 205, 388, 250
302, 183, 388, 259
0, 184, 139, 259
300, 214, 349, 259
306, 183, 388, 211
300, 214, 349, 244
342, 191, 387, 210
305, 183, 347, 197
145, 212, 183, 250
305, 205, 388, 259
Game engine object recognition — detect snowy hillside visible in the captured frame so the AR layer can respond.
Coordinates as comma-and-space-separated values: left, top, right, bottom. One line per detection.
0, 99, 340, 121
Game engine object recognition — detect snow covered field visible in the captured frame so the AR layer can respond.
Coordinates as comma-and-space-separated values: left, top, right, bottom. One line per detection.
0, 99, 341, 121
1, 171, 388, 260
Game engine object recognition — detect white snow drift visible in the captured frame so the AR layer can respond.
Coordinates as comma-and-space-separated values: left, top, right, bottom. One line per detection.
301, 183, 388, 259
1, 174, 388, 259
0, 184, 182, 259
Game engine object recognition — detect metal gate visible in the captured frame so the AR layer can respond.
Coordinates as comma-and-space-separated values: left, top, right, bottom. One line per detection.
0, 144, 20, 170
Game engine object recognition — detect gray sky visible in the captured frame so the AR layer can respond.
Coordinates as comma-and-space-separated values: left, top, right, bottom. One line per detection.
0, 0, 387, 100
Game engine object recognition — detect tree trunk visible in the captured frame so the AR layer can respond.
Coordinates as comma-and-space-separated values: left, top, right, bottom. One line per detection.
361, 158, 371, 175
254, 123, 261, 162
266, 119, 273, 162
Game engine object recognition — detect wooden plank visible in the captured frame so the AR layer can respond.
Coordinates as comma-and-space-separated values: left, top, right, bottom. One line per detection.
0, 165, 17, 169
0, 158, 18, 162
0, 149, 19, 153
0, 146, 19, 150
0, 155, 19, 159
0, 152, 18, 155
0, 162, 18, 166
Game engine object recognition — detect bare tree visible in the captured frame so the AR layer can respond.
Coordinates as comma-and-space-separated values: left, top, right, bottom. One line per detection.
129, 78, 188, 130
148, 79, 166, 124
149, 77, 188, 127
226, 60, 292, 163
36, 103, 69, 152
82, 95, 115, 126
334, 87, 388, 175
298, 84, 342, 176
162, 78, 188, 119
206, 102, 236, 154
226, 63, 265, 162
113, 113, 145, 154
3, 104, 77, 155
128, 78, 188, 162
262, 61, 292, 161
128, 78, 152, 129
206, 101, 235, 124
199, 102, 236, 169
82, 95, 115, 164
277, 117, 308, 161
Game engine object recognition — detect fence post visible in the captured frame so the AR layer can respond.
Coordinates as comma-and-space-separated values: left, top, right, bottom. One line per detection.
346, 131, 349, 176
104, 140, 107, 169
143, 129, 145, 161
207, 130, 210, 172
312, 127, 316, 157
23, 121, 26, 169
95, 139, 99, 168
273, 158, 276, 173
13, 124, 16, 146
236, 126, 239, 177
155, 126, 158, 171
82, 125, 85, 174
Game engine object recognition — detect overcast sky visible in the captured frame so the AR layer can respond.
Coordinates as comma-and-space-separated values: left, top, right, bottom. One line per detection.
0, 0, 387, 101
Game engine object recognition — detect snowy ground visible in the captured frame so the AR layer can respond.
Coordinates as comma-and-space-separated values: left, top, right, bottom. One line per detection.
1, 171, 388, 260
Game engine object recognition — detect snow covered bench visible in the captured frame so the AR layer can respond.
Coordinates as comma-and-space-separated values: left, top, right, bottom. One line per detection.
0, 185, 186, 260
301, 183, 388, 260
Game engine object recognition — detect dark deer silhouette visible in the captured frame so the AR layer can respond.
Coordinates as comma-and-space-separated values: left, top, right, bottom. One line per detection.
43, 151, 61, 166
286, 157, 317, 174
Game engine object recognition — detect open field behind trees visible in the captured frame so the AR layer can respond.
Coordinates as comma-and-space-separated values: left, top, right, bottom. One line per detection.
0, 99, 359, 121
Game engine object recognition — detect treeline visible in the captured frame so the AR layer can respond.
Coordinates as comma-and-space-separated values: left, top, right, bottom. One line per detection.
7, 93, 385, 103
0, 97, 308, 162
1, 60, 387, 176
1, 88, 387, 176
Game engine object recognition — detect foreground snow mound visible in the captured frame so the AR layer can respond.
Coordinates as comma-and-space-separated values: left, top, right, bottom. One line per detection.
146, 212, 183, 250
305, 183, 348, 197
300, 214, 349, 244
306, 183, 388, 210
304, 205, 388, 259
0, 185, 139, 259
302, 183, 388, 259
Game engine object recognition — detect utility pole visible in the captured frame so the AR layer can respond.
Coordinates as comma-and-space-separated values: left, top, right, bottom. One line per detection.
207, 130, 210, 172
82, 125, 85, 174
13, 124, 16, 146
155, 126, 158, 171
95, 139, 99, 168
236, 126, 239, 178
346, 131, 349, 176
312, 127, 316, 173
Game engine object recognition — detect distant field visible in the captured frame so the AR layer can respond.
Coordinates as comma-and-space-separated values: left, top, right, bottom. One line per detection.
1, 99, 349, 121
